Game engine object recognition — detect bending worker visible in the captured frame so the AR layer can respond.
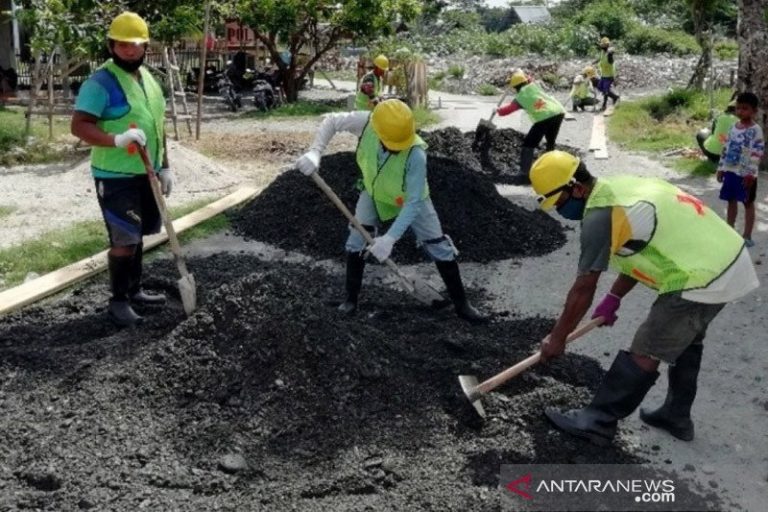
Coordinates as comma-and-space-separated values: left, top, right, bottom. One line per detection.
71, 12, 173, 327
496, 69, 565, 176
295, 99, 487, 324
356, 54, 388, 111
696, 100, 737, 165
530, 151, 758, 446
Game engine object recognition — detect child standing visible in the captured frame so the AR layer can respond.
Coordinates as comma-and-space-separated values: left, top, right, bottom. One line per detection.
716, 92, 764, 247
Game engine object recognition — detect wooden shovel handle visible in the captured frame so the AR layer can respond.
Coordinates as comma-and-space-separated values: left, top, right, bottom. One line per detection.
475, 316, 604, 396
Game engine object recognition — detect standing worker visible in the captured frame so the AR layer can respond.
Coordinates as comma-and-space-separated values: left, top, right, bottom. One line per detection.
71, 12, 173, 327
696, 100, 738, 165
356, 54, 389, 111
496, 69, 566, 176
594, 37, 620, 111
295, 100, 488, 324
529, 151, 758, 446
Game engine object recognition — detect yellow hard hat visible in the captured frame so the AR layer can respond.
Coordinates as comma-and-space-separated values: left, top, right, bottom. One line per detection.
529, 151, 580, 211
599, 36, 610, 46
509, 69, 528, 87
108, 12, 149, 43
371, 99, 415, 152
373, 54, 389, 71
583, 65, 596, 77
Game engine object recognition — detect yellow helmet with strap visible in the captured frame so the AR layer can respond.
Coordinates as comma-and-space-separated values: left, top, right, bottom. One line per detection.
371, 99, 415, 152
529, 151, 580, 211
108, 12, 150, 43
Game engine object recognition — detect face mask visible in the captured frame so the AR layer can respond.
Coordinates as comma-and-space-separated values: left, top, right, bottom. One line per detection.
112, 53, 144, 73
556, 196, 586, 220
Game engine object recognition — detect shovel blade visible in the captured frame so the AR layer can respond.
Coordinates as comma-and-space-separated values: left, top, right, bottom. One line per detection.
458, 374, 486, 418
472, 120, 495, 150
178, 273, 197, 316
406, 274, 446, 307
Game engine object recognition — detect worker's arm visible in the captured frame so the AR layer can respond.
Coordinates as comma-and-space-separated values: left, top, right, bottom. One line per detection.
609, 273, 638, 298
162, 131, 169, 169
497, 100, 521, 116
296, 111, 369, 175
71, 111, 116, 147
386, 147, 427, 240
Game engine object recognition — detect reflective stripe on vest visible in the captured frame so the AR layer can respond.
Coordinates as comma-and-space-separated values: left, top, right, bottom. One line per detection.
704, 113, 738, 155
585, 176, 744, 293
90, 60, 166, 175
599, 51, 615, 78
355, 73, 381, 111
515, 83, 564, 123
355, 121, 429, 221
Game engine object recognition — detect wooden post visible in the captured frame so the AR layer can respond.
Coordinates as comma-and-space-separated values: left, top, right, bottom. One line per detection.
47, 60, 54, 139
164, 47, 180, 140
195, 1, 211, 141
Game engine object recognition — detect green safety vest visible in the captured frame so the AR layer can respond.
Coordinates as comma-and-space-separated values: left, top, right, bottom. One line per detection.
599, 50, 615, 78
572, 80, 590, 100
585, 176, 744, 294
356, 121, 429, 221
355, 72, 381, 111
515, 83, 564, 123
90, 60, 166, 175
704, 113, 738, 155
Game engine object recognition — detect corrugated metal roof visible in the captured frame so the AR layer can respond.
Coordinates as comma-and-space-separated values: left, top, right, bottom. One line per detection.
511, 5, 552, 24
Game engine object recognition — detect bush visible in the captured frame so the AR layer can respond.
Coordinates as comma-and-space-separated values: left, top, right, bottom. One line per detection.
0, 108, 26, 153
714, 39, 738, 60
447, 64, 465, 79
643, 87, 696, 121
477, 83, 498, 96
577, 0, 636, 41
623, 25, 699, 56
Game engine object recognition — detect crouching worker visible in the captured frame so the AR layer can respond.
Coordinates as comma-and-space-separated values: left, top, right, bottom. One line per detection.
530, 151, 758, 445
569, 74, 599, 112
696, 100, 737, 165
295, 99, 488, 324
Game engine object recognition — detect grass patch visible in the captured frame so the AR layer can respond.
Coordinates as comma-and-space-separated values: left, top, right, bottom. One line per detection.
607, 88, 734, 171
319, 69, 357, 82
0, 197, 230, 290
242, 100, 345, 119
477, 83, 498, 96
413, 106, 440, 128
672, 158, 717, 176
0, 205, 16, 219
447, 64, 465, 79
0, 107, 76, 166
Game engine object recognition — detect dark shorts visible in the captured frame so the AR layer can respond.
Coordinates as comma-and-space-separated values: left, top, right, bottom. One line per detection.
597, 77, 614, 94
95, 175, 161, 247
719, 171, 757, 204
631, 293, 725, 363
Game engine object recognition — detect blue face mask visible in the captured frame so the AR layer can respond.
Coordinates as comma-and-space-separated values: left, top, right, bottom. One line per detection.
556, 196, 586, 220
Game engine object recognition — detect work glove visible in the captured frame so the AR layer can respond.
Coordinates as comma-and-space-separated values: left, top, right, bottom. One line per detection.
296, 149, 320, 176
368, 234, 396, 262
157, 168, 174, 197
591, 292, 621, 327
113, 127, 147, 148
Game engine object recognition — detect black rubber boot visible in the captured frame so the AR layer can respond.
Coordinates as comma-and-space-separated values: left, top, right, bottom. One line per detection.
434, 260, 488, 324
338, 252, 365, 315
519, 146, 535, 176
610, 91, 620, 105
128, 243, 166, 305
108, 254, 143, 327
545, 351, 658, 446
639, 344, 702, 441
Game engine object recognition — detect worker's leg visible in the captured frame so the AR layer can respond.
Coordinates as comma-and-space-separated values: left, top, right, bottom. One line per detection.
743, 180, 757, 244
340, 192, 380, 314
543, 113, 565, 151
95, 177, 145, 327
521, 122, 547, 175
638, 295, 725, 441
597, 78, 611, 110
410, 200, 488, 324
129, 176, 166, 305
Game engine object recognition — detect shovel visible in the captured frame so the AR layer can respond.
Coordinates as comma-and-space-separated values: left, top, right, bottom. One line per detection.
459, 316, 604, 418
308, 171, 447, 307
132, 143, 197, 316
472, 90, 509, 151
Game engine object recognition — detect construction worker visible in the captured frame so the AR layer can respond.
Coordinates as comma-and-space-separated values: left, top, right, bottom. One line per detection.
496, 69, 566, 176
71, 12, 172, 327
356, 54, 388, 111
569, 74, 598, 112
595, 37, 620, 110
530, 151, 758, 446
696, 100, 738, 165
295, 99, 488, 324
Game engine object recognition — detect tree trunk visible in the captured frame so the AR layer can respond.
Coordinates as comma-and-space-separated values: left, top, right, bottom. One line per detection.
283, 76, 300, 102
687, 2, 711, 89
737, 0, 768, 166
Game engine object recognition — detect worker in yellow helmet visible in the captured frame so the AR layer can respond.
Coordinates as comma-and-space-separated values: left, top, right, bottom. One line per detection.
594, 36, 620, 110
696, 99, 738, 164
70, 12, 172, 327
295, 100, 488, 323
569, 73, 599, 112
496, 69, 566, 176
356, 54, 389, 110
529, 151, 758, 446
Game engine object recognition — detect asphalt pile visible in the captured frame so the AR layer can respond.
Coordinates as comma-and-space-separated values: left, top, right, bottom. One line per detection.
0, 254, 722, 510
229, 149, 566, 263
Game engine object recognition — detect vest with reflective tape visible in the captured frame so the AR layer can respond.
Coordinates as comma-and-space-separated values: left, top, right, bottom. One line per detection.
704, 113, 738, 155
355, 73, 381, 111
585, 176, 743, 294
515, 83, 564, 123
356, 122, 429, 221
90, 60, 166, 174
599, 50, 615, 78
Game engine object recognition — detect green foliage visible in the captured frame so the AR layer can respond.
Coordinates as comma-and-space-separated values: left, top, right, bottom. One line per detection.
242, 100, 345, 118
0, 108, 74, 165
713, 39, 738, 60
0, 205, 16, 219
576, 0, 636, 41
150, 4, 202, 44
447, 64, 465, 79
623, 25, 699, 55
412, 106, 440, 128
477, 83, 498, 96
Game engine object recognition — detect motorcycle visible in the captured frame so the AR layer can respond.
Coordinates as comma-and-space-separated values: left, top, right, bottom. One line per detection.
217, 73, 242, 112
252, 78, 281, 112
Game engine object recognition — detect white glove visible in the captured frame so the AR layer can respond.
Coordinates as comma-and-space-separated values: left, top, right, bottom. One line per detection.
368, 234, 396, 262
296, 149, 321, 176
114, 128, 147, 148
157, 168, 174, 196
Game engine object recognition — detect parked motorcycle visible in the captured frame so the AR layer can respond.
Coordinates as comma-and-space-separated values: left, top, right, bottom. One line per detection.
252, 78, 281, 112
217, 73, 242, 112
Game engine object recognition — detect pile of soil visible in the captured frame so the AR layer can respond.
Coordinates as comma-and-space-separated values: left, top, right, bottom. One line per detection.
0, 255, 723, 511
229, 152, 566, 263
421, 127, 582, 185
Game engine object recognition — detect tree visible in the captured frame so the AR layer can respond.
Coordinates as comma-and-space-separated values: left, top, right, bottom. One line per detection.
736, 0, 768, 132
235, 0, 421, 102
686, 0, 733, 89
